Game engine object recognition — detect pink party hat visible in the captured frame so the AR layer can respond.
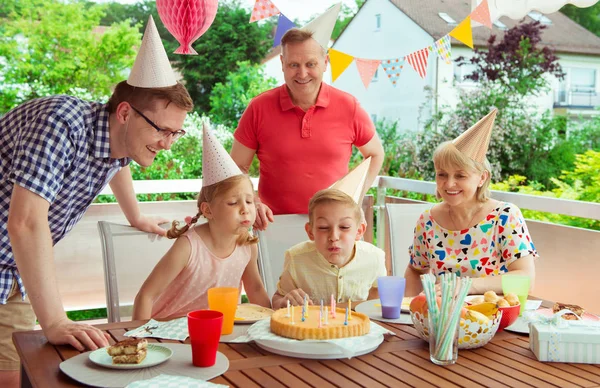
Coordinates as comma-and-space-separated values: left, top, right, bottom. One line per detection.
202, 122, 243, 187
329, 157, 371, 204
453, 109, 497, 163
300, 2, 341, 50
127, 16, 177, 88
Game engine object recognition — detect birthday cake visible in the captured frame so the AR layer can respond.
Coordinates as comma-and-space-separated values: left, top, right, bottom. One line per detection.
270, 305, 370, 340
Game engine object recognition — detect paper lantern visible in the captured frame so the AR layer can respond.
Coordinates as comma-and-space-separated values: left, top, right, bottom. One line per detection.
156, 0, 219, 55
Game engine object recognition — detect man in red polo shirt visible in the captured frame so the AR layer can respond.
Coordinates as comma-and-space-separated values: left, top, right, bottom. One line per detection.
231, 28, 384, 229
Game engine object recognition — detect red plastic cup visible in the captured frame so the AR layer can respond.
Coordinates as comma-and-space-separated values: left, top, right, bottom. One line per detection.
187, 310, 223, 367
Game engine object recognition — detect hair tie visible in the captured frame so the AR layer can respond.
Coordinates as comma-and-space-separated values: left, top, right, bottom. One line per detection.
184, 216, 193, 226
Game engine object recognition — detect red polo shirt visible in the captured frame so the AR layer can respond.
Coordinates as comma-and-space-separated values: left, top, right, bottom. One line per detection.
234, 83, 375, 215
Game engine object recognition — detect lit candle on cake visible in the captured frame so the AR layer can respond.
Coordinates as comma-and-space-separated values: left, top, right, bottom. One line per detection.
320, 299, 323, 318
301, 304, 306, 322
344, 307, 349, 326
318, 309, 322, 328
286, 299, 290, 317
324, 307, 329, 325
348, 298, 352, 320
304, 295, 309, 317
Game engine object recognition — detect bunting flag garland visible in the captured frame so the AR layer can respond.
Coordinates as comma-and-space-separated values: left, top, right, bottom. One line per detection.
273, 13, 296, 47
381, 58, 405, 87
329, 48, 355, 82
405, 47, 431, 79
449, 16, 474, 48
433, 35, 452, 64
470, 0, 492, 29
250, 1, 488, 88
355, 58, 382, 89
249, 0, 280, 23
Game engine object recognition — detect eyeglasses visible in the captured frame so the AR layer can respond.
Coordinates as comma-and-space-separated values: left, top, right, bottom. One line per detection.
130, 106, 186, 142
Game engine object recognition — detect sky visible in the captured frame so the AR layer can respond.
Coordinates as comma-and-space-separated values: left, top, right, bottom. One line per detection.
92, 0, 359, 24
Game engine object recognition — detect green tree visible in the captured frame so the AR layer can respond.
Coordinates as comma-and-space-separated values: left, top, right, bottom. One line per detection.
331, 0, 365, 40
174, 1, 273, 114
561, 3, 600, 37
0, 0, 140, 113
94, 0, 273, 115
209, 60, 277, 129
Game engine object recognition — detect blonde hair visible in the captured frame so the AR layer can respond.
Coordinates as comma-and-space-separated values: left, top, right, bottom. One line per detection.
433, 141, 492, 202
167, 175, 258, 245
280, 28, 327, 57
308, 189, 361, 225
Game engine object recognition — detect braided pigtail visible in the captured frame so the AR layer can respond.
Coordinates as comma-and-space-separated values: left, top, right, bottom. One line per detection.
166, 212, 201, 239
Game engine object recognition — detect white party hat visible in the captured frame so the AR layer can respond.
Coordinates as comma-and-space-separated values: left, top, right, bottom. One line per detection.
127, 15, 177, 88
202, 121, 243, 187
329, 157, 371, 204
300, 2, 341, 50
453, 109, 497, 163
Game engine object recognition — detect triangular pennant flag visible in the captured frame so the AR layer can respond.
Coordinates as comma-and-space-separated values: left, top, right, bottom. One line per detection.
433, 35, 452, 65
329, 157, 371, 204
301, 2, 341, 49
381, 58, 404, 87
453, 109, 497, 163
329, 49, 354, 82
355, 59, 382, 89
202, 121, 243, 187
471, 0, 492, 29
250, 0, 280, 23
273, 13, 297, 47
449, 16, 474, 49
405, 47, 431, 79
127, 16, 177, 88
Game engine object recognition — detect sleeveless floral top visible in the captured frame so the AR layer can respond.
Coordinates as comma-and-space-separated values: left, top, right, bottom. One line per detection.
409, 202, 538, 278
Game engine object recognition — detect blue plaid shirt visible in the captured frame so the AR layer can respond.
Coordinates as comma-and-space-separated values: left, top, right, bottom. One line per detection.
0, 96, 130, 304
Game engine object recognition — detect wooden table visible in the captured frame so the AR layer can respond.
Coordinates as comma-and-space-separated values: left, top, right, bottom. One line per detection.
13, 314, 600, 387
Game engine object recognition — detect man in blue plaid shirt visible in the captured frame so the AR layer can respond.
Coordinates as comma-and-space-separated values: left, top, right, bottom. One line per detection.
0, 16, 194, 385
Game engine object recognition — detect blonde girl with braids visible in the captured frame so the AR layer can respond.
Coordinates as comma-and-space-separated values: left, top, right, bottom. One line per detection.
132, 174, 271, 320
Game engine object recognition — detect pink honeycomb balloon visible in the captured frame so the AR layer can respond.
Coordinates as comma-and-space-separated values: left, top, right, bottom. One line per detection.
157, 0, 219, 55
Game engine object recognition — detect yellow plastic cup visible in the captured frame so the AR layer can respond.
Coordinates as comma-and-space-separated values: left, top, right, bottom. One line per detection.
207, 287, 239, 335
501, 275, 530, 315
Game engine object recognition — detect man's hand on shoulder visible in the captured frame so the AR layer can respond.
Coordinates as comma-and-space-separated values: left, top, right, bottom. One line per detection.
130, 215, 169, 237
44, 318, 111, 351
253, 201, 274, 231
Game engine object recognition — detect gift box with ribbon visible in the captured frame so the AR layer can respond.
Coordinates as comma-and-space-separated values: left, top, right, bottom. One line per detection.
526, 309, 600, 364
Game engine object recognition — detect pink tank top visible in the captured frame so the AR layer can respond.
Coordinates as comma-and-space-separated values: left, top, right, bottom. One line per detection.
151, 228, 252, 319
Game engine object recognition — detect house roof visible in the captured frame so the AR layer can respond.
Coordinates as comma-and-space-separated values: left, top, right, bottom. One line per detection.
387, 0, 600, 56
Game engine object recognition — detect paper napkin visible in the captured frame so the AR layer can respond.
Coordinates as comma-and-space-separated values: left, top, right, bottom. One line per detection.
126, 374, 228, 388
124, 318, 189, 341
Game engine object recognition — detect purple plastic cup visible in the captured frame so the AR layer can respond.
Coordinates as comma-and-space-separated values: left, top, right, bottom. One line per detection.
377, 276, 406, 319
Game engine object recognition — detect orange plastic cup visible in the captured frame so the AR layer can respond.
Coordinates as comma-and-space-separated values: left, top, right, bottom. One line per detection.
207, 287, 238, 335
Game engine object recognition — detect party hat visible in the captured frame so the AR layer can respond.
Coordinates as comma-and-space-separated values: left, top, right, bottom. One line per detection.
453, 109, 497, 163
329, 157, 371, 204
202, 122, 243, 187
300, 2, 341, 50
127, 15, 177, 88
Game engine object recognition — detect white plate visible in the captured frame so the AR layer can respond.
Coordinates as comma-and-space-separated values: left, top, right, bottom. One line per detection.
88, 344, 172, 370
504, 317, 530, 334
255, 334, 384, 359
355, 299, 413, 324
235, 303, 274, 324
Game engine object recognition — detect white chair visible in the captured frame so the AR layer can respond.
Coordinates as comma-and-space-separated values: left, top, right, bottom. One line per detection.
256, 214, 309, 299
98, 221, 180, 322
385, 203, 433, 276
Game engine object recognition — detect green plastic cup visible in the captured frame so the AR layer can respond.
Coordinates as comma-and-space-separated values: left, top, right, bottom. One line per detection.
501, 275, 530, 315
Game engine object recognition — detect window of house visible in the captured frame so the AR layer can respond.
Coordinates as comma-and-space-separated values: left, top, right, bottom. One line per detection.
375, 14, 381, 30
372, 68, 379, 82
528, 11, 552, 25
438, 12, 457, 25
493, 20, 507, 30
571, 67, 596, 92
454, 63, 478, 84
